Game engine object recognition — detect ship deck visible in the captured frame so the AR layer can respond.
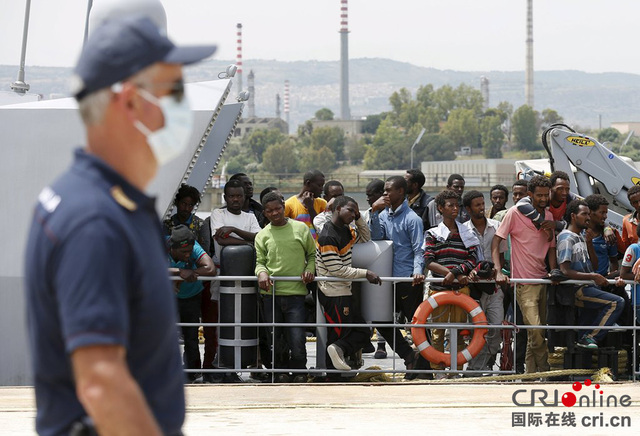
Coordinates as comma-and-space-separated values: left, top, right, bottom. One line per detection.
2, 382, 640, 435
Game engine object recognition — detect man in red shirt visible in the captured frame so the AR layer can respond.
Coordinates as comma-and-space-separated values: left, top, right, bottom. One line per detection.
548, 171, 573, 221
621, 185, 640, 251
493, 175, 558, 374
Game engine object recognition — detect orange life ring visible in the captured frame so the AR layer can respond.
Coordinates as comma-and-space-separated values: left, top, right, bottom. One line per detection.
411, 291, 489, 366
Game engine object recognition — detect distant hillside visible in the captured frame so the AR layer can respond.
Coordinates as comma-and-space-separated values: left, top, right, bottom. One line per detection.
3, 59, 640, 131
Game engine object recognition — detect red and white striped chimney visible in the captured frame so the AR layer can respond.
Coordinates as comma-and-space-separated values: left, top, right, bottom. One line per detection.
339, 0, 350, 119
340, 0, 348, 32
236, 23, 243, 95
284, 80, 290, 134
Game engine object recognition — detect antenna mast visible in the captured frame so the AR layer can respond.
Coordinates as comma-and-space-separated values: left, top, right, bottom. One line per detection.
10, 0, 32, 94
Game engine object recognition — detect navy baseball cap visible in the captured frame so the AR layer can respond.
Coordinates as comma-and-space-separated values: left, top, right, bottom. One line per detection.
72, 15, 216, 100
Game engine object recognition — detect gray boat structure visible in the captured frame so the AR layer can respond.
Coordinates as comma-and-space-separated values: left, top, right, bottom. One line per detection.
0, 55, 243, 389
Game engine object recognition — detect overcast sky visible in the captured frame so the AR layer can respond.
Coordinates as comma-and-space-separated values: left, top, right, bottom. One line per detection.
0, 0, 637, 74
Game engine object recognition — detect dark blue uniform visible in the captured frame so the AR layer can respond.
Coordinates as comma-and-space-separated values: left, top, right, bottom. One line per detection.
25, 149, 185, 436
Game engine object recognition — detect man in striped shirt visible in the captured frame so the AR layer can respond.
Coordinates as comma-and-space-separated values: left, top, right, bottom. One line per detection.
424, 190, 480, 378
316, 196, 381, 373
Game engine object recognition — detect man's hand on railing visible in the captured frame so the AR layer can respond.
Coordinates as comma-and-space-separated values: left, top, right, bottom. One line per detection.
591, 273, 609, 288
301, 271, 315, 284
366, 270, 382, 285
257, 272, 273, 291
495, 271, 509, 286
441, 271, 456, 286
457, 274, 469, 286
411, 273, 425, 286
179, 269, 198, 283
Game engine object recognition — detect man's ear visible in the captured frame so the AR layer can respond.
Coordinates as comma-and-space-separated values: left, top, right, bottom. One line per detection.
114, 82, 141, 121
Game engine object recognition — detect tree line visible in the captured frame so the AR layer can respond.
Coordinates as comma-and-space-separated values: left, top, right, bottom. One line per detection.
224, 83, 567, 174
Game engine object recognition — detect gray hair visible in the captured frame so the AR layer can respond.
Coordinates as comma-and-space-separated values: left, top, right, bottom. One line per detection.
77, 88, 111, 125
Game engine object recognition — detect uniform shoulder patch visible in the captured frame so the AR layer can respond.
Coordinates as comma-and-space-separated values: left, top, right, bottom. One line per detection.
38, 187, 61, 213
110, 186, 137, 211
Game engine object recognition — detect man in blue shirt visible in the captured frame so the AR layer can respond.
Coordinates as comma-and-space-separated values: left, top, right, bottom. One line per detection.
584, 194, 619, 277
24, 16, 216, 436
370, 176, 426, 377
557, 200, 624, 349
168, 225, 216, 382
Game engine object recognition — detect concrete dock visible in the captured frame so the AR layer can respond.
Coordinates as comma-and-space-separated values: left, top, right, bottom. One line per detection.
2, 382, 640, 435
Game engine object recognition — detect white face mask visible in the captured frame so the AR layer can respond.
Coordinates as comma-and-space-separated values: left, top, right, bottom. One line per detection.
134, 88, 194, 166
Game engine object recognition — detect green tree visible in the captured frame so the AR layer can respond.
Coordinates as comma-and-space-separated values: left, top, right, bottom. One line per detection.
512, 105, 540, 151
300, 146, 337, 171
243, 128, 285, 163
415, 84, 435, 108
310, 126, 345, 160
541, 108, 564, 129
389, 88, 412, 116
441, 108, 479, 149
432, 85, 456, 121
598, 127, 621, 144
497, 101, 514, 145
262, 140, 299, 174
345, 137, 367, 164
432, 84, 484, 121
453, 84, 484, 116
297, 120, 313, 137
364, 118, 411, 169
314, 108, 334, 120
362, 113, 384, 134
420, 107, 441, 133
416, 133, 457, 162
480, 115, 504, 158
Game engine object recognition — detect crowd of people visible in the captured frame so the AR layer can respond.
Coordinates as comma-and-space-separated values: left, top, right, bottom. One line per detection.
166, 168, 640, 382
26, 9, 640, 435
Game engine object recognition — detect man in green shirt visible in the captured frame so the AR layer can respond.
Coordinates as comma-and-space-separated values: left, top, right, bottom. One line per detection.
255, 192, 316, 382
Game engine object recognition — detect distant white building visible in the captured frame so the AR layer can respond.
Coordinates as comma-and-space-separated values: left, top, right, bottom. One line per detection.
310, 119, 364, 136
611, 121, 640, 135
421, 159, 516, 187
234, 117, 289, 137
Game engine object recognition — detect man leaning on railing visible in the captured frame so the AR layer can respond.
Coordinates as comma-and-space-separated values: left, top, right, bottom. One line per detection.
316, 196, 382, 378
557, 200, 624, 350
493, 175, 557, 374
424, 190, 479, 379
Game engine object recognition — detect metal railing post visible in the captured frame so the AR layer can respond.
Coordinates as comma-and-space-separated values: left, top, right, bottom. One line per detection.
450, 327, 458, 374
315, 289, 327, 370
513, 282, 518, 375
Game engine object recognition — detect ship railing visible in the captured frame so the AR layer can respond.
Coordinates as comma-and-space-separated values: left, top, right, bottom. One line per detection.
171, 275, 640, 382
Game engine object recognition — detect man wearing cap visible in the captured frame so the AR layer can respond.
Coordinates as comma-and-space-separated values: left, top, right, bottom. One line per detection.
168, 225, 216, 382
24, 16, 216, 436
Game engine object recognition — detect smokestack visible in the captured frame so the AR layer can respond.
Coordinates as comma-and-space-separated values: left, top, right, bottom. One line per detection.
525, 0, 534, 108
284, 80, 290, 133
276, 94, 281, 119
247, 70, 255, 118
480, 76, 489, 110
236, 23, 243, 96
339, 0, 350, 120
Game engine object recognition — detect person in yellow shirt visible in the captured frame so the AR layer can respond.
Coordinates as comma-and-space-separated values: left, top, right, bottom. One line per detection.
284, 170, 327, 240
